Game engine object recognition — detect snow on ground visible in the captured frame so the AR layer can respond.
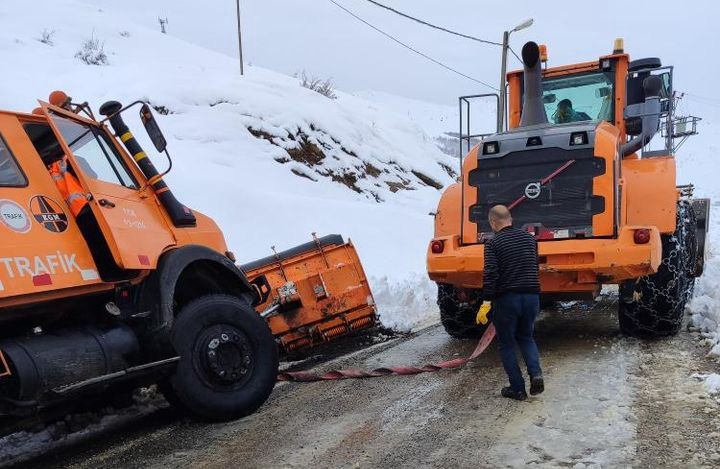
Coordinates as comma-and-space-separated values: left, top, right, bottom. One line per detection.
0, 0, 453, 330
679, 118, 720, 393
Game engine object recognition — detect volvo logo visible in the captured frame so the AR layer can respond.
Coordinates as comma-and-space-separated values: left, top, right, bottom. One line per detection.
524, 182, 541, 199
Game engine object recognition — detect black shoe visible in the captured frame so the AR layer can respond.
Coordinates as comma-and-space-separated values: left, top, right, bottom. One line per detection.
501, 386, 527, 401
530, 376, 544, 395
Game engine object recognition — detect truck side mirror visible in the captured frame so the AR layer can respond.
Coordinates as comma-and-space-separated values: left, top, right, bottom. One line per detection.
139, 104, 167, 153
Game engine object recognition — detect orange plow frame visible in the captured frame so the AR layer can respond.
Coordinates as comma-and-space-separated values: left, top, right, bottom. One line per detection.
241, 234, 377, 353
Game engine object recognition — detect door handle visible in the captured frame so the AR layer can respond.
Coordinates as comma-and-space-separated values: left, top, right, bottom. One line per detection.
98, 198, 116, 208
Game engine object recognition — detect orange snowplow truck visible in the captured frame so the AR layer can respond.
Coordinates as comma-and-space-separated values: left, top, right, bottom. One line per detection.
0, 93, 279, 421
428, 40, 710, 338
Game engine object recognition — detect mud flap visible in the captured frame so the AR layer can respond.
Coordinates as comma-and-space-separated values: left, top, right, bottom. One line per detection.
691, 198, 710, 277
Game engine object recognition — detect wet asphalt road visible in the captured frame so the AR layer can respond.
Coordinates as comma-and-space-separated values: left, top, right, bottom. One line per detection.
12, 298, 720, 468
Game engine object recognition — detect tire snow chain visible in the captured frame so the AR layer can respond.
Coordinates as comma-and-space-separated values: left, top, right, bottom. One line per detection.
623, 201, 695, 333
277, 324, 496, 382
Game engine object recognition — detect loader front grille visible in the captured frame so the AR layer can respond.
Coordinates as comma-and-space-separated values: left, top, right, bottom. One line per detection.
468, 147, 606, 240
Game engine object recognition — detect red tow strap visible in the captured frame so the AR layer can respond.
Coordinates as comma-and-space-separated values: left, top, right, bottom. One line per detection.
277, 324, 496, 382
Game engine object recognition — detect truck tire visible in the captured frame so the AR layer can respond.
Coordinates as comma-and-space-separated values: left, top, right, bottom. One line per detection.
618, 202, 697, 337
437, 283, 487, 339
162, 294, 278, 421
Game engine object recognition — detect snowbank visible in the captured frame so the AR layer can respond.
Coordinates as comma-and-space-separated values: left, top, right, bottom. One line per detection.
681, 122, 720, 361
371, 274, 439, 332
688, 203, 720, 357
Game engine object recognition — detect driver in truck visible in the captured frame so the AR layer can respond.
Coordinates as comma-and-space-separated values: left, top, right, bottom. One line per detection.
553, 98, 591, 124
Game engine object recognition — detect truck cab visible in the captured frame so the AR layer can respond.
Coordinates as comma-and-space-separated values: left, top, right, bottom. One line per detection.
428, 40, 708, 338
0, 94, 278, 422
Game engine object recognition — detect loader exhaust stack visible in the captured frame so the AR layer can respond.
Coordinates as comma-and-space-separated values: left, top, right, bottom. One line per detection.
621, 75, 663, 156
99, 100, 196, 227
519, 41, 549, 127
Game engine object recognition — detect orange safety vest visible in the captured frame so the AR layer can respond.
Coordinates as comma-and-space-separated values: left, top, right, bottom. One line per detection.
49, 158, 88, 216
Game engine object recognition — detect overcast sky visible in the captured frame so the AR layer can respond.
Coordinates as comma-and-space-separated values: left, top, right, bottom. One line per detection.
97, 0, 719, 119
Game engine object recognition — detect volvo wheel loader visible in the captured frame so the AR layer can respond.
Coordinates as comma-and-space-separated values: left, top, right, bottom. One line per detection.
427, 39, 710, 338
0, 93, 280, 422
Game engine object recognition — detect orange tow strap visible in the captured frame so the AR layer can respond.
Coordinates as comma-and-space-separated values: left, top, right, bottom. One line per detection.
277, 324, 496, 382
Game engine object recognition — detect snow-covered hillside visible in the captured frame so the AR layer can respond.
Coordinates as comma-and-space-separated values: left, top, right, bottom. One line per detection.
0, 0, 454, 330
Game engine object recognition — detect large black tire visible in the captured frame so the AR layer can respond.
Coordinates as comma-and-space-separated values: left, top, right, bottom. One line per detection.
161, 294, 279, 421
618, 201, 697, 337
437, 283, 487, 339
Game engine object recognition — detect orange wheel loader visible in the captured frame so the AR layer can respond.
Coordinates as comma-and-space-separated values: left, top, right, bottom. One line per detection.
428, 39, 710, 338
0, 94, 279, 422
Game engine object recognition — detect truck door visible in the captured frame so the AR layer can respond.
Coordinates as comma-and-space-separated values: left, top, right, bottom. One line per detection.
41, 104, 176, 270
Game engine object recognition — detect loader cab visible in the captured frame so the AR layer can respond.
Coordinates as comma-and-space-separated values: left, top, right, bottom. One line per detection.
507, 51, 630, 137
460, 41, 678, 244
507, 45, 675, 151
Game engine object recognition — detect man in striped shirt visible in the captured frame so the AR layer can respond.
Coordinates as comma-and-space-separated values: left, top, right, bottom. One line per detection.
481, 205, 544, 401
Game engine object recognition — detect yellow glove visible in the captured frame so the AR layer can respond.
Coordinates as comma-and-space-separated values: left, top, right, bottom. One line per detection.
476, 301, 492, 325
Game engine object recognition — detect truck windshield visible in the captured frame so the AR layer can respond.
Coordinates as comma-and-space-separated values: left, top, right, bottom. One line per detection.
539, 71, 615, 124
50, 115, 138, 189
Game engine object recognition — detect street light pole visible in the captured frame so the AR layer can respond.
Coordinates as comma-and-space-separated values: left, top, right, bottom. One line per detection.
498, 18, 534, 132
236, 0, 244, 75
497, 30, 509, 133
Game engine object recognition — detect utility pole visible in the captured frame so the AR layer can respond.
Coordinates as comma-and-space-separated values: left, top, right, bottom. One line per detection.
497, 30, 509, 133
498, 19, 534, 132
236, 0, 244, 75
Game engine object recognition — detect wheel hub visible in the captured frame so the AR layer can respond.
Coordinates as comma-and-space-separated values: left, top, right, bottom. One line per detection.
199, 325, 253, 386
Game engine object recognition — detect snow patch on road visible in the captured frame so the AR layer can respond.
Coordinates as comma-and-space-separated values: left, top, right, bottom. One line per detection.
693, 373, 720, 395
0, 388, 164, 467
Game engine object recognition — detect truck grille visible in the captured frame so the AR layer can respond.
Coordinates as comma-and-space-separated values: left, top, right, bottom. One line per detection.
468, 147, 606, 240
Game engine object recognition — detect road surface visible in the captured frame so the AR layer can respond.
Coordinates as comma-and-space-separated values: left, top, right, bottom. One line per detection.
8, 298, 720, 468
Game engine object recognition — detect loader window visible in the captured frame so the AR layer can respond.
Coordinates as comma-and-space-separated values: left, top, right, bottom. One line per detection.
50, 116, 138, 189
0, 136, 27, 187
533, 71, 615, 125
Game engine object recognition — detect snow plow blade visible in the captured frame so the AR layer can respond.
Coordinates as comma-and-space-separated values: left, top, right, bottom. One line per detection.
240, 234, 377, 353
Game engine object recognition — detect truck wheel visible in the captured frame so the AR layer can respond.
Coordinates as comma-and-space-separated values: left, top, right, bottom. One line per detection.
437, 283, 487, 339
162, 294, 279, 421
618, 202, 696, 337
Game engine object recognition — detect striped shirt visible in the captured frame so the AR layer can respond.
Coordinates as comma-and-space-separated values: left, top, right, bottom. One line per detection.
482, 226, 540, 300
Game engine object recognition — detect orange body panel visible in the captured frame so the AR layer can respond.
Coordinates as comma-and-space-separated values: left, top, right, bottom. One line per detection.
591, 122, 620, 236
434, 182, 461, 238
622, 156, 677, 234
243, 238, 376, 352
428, 225, 661, 291
0, 113, 104, 301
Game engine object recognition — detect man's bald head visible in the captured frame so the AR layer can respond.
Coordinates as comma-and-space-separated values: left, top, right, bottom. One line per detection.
488, 205, 512, 232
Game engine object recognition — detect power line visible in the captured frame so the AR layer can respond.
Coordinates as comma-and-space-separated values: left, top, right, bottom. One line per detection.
363, 0, 502, 46
327, 0, 498, 91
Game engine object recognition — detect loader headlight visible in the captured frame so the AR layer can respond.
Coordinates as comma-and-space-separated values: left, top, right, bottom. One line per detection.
483, 141, 499, 155
570, 132, 588, 146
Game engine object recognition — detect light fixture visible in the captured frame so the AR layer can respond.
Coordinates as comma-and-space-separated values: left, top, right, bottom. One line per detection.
512, 18, 534, 32
483, 142, 499, 155
570, 132, 588, 146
